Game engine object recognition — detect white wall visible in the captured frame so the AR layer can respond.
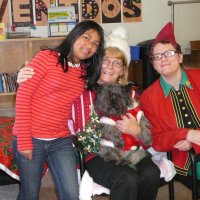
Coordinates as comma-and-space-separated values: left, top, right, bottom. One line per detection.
101, 0, 200, 54
173, 2, 200, 53
102, 0, 171, 46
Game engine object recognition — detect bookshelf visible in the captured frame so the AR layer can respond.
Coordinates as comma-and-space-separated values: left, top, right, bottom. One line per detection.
0, 37, 65, 112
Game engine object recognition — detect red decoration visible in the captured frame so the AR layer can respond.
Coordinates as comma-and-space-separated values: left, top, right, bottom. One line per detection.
152, 22, 177, 46
0, 116, 47, 180
11, 24, 16, 32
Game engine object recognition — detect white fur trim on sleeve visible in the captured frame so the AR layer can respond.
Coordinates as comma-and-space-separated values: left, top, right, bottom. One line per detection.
100, 139, 114, 148
136, 111, 144, 123
100, 117, 116, 126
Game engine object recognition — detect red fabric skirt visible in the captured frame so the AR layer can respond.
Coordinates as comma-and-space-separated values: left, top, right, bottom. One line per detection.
0, 116, 48, 181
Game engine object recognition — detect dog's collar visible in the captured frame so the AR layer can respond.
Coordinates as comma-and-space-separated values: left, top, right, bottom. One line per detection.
100, 117, 116, 126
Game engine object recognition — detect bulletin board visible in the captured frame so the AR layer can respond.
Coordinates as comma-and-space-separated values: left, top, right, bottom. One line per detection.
0, 0, 142, 31
48, 6, 76, 36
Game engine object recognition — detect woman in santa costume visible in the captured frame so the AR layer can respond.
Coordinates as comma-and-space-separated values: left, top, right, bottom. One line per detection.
72, 27, 160, 200
140, 22, 200, 178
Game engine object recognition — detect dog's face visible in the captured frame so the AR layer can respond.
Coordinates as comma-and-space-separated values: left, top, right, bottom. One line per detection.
94, 83, 133, 117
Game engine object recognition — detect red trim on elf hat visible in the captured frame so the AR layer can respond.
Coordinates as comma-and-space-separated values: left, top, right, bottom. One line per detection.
152, 22, 177, 46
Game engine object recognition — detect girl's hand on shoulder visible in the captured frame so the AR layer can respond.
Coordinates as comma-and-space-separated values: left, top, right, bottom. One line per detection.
17, 61, 34, 84
116, 113, 141, 138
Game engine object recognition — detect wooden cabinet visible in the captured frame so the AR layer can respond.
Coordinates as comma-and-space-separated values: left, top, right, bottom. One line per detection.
0, 37, 65, 112
128, 59, 160, 92
128, 60, 142, 91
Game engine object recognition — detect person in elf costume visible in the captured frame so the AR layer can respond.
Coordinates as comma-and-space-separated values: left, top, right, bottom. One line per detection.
140, 22, 200, 179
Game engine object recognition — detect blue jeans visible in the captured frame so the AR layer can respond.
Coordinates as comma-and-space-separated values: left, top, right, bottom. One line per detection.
13, 137, 79, 200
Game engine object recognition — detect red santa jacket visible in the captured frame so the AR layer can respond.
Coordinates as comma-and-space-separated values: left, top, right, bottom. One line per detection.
72, 89, 147, 156
99, 105, 148, 150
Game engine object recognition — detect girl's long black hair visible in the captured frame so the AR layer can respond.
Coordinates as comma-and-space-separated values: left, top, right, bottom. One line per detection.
53, 20, 105, 90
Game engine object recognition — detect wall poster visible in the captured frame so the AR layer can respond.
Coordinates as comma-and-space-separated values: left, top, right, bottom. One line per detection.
80, 0, 101, 23
48, 6, 76, 36
0, 0, 142, 29
101, 0, 121, 23
81, 0, 142, 23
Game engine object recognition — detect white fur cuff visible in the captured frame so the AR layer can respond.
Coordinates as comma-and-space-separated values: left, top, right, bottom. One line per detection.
100, 139, 114, 148
100, 117, 116, 125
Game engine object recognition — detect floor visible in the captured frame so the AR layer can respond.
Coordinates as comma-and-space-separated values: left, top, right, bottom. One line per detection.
93, 181, 192, 200
0, 170, 193, 200
93, 182, 192, 199
41, 171, 193, 200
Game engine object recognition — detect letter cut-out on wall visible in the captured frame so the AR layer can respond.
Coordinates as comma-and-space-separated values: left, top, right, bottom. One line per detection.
80, 0, 101, 23
102, 0, 121, 23
0, 0, 9, 23
123, 0, 141, 22
35, 0, 48, 26
10, 0, 34, 27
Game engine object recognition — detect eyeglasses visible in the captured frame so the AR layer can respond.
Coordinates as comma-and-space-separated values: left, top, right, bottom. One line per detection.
152, 50, 178, 61
102, 57, 124, 68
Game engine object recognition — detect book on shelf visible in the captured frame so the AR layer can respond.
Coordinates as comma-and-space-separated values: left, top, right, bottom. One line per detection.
0, 72, 18, 93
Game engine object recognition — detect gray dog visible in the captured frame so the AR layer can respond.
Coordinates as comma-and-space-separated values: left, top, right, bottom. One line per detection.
94, 83, 152, 168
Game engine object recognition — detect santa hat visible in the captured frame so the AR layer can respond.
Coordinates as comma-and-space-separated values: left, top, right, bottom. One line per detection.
152, 22, 178, 46
105, 27, 131, 65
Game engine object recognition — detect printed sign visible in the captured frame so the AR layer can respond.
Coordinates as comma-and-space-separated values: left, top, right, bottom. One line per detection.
48, 6, 76, 22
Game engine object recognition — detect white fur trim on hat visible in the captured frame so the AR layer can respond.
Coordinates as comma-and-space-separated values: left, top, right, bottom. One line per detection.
105, 27, 131, 65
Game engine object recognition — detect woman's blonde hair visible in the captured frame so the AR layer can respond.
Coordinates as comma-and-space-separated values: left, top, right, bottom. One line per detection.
104, 47, 129, 84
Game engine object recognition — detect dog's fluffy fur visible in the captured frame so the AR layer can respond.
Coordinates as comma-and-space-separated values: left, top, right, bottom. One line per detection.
94, 83, 152, 168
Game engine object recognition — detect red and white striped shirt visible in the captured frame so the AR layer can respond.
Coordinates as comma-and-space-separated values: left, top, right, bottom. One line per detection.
13, 50, 85, 151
